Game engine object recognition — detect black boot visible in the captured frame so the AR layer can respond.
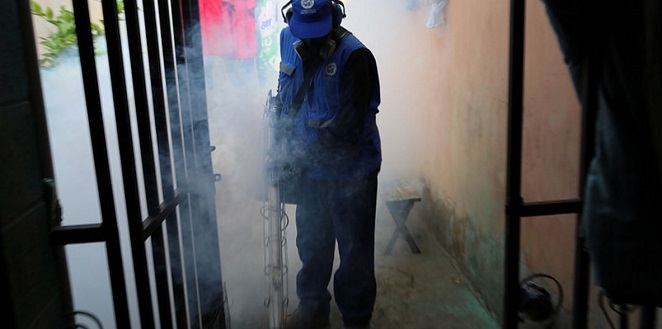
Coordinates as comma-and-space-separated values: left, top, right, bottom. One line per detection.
284, 309, 330, 329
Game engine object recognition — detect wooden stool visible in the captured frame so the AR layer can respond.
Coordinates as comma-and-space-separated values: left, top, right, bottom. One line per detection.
381, 184, 422, 256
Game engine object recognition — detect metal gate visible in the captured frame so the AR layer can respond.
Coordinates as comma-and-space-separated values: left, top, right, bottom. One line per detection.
48, 0, 226, 328
503, 1, 658, 328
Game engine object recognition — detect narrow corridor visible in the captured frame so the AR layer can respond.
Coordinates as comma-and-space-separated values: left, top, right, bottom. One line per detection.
217, 186, 501, 329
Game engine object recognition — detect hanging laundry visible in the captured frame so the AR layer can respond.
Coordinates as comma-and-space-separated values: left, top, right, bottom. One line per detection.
403, 0, 434, 11
199, 0, 233, 56
426, 0, 448, 29
227, 0, 258, 60
256, 0, 280, 75
199, 0, 258, 59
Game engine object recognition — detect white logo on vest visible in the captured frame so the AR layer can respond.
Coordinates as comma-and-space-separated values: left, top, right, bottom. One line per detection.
302, 0, 314, 10
325, 63, 337, 76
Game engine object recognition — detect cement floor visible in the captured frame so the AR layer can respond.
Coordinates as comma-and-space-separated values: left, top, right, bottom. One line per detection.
325, 203, 501, 329
216, 194, 501, 329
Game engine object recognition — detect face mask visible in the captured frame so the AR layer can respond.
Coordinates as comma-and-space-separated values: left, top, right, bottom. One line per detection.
293, 35, 336, 60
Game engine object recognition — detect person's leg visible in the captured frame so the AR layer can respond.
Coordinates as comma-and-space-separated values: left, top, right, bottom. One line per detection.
331, 174, 378, 327
294, 181, 335, 316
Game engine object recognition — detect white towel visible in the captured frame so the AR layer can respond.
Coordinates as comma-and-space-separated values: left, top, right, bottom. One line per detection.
426, 0, 448, 28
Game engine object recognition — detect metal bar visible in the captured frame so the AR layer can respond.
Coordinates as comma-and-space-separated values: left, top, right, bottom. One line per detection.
51, 224, 106, 245
181, 0, 212, 172
143, 0, 188, 325
179, 0, 226, 325
123, 1, 159, 212
125, 0, 175, 326
572, 20, 600, 329
71, 0, 131, 327
148, 227, 173, 329
504, 0, 526, 327
176, 183, 200, 328
170, 0, 203, 326
639, 305, 657, 329
264, 96, 285, 329
172, 0, 198, 175
155, 0, 197, 328
142, 194, 186, 240
619, 305, 629, 329
572, 181, 591, 326
516, 199, 582, 217
0, 230, 15, 327
100, 0, 156, 326
266, 188, 284, 329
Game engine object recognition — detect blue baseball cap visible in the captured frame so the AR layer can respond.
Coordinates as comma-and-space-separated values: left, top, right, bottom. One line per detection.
289, 0, 333, 39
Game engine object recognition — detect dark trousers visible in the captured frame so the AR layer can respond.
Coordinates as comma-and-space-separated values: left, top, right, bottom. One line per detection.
294, 173, 378, 326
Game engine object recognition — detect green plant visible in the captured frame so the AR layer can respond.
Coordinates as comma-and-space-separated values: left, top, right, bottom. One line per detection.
31, 1, 124, 68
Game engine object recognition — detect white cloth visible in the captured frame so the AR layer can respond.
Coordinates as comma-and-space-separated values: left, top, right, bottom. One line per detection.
426, 0, 448, 28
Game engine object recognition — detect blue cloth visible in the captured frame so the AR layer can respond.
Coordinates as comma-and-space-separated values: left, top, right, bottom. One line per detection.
295, 173, 377, 326
288, 0, 333, 39
276, 25, 381, 326
277, 27, 381, 180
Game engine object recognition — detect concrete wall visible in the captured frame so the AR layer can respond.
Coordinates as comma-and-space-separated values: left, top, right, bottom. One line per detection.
519, 0, 581, 323
350, 0, 582, 324
0, 0, 70, 328
416, 0, 511, 319
413, 0, 581, 323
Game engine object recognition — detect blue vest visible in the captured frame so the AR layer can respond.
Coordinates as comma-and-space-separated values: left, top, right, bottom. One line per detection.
277, 27, 381, 179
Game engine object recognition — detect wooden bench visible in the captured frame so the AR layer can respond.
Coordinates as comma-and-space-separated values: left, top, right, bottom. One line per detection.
381, 183, 422, 256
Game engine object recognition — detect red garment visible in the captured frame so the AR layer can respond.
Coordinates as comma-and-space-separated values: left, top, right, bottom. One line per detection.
199, 0, 258, 59
199, 0, 233, 56
228, 0, 258, 59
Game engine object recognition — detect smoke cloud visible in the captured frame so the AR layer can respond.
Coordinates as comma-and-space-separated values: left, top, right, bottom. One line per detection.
205, 0, 444, 327
40, 0, 444, 328
42, 32, 146, 328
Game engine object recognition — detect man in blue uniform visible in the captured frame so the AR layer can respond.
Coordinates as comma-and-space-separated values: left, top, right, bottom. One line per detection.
274, 0, 381, 328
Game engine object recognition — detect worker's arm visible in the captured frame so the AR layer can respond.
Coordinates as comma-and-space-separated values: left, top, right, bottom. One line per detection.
314, 48, 373, 163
